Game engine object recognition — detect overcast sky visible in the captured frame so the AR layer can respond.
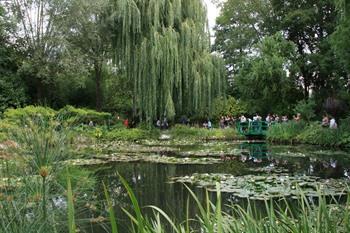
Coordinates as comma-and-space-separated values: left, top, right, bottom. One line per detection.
204, 0, 220, 36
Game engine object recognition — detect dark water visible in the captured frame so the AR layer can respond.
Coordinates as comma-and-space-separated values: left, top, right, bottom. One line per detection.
83, 142, 350, 232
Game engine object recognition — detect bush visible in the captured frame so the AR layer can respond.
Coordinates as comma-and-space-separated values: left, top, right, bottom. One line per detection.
267, 120, 350, 147
3, 106, 57, 124
267, 121, 307, 143
57, 105, 112, 126
294, 99, 316, 122
211, 96, 247, 120
296, 123, 342, 146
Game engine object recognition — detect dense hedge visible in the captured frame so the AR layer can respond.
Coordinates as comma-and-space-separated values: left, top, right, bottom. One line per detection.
57, 105, 112, 126
1, 105, 112, 126
3, 105, 57, 124
267, 119, 350, 147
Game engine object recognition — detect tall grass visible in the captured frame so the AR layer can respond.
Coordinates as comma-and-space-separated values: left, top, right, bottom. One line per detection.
267, 119, 350, 147
169, 124, 242, 140
98, 177, 350, 233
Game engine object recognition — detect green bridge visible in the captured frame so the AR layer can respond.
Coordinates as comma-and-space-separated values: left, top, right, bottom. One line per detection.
236, 121, 269, 138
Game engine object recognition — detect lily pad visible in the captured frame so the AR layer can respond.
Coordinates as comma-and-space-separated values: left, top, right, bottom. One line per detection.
170, 173, 350, 200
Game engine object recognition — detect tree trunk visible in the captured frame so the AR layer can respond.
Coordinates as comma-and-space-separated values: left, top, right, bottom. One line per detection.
94, 62, 103, 111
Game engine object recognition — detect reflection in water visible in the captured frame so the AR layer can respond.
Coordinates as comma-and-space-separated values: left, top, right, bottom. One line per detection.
236, 142, 350, 180
85, 142, 350, 232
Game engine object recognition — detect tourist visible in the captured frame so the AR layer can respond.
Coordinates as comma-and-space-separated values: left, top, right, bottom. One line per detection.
265, 114, 272, 123
88, 121, 94, 127
321, 114, 329, 127
253, 113, 259, 121
282, 115, 289, 123
156, 119, 161, 128
329, 117, 337, 129
207, 119, 212, 129
293, 113, 301, 122
219, 116, 225, 129
203, 121, 208, 128
274, 115, 280, 123
162, 116, 168, 129
240, 115, 247, 123
123, 118, 129, 128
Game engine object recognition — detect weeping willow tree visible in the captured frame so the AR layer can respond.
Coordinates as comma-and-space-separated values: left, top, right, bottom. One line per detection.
111, 0, 226, 123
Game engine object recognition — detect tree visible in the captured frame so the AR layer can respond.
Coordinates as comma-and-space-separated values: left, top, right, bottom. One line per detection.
235, 33, 302, 114
0, 5, 26, 112
213, 0, 273, 77
110, 0, 227, 123
271, 0, 339, 99
4, 0, 87, 106
331, 0, 350, 73
211, 96, 247, 119
60, 0, 112, 111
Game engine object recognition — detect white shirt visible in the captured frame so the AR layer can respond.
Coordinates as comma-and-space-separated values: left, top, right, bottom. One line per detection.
330, 118, 337, 129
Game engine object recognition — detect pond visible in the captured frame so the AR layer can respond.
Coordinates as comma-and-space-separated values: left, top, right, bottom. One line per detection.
77, 141, 350, 232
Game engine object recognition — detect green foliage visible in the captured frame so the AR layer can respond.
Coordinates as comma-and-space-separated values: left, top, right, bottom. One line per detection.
213, 0, 272, 76
101, 178, 350, 233
3, 106, 57, 125
294, 99, 316, 122
268, 119, 350, 147
111, 0, 227, 123
235, 33, 302, 114
331, 0, 350, 72
169, 125, 241, 140
58, 105, 112, 126
211, 96, 247, 119
267, 121, 307, 143
0, 5, 27, 112
296, 123, 342, 146
105, 128, 160, 141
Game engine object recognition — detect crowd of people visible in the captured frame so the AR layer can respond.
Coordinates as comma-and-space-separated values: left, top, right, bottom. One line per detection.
150, 112, 339, 130
202, 112, 339, 130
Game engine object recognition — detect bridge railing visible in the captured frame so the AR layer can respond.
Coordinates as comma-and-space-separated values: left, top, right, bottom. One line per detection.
236, 121, 269, 136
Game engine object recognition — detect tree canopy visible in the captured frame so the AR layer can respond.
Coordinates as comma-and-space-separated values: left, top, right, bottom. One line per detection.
214, 0, 350, 116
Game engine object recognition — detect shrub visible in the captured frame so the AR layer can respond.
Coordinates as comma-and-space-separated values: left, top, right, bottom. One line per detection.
3, 106, 56, 125
211, 96, 247, 120
267, 121, 307, 143
57, 105, 112, 126
294, 99, 316, 122
296, 123, 342, 146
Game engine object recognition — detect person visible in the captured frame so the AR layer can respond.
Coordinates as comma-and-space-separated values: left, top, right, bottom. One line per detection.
253, 113, 259, 121
240, 115, 247, 123
293, 113, 301, 122
162, 116, 168, 129
123, 118, 129, 128
321, 114, 329, 127
203, 121, 208, 128
282, 115, 288, 123
88, 121, 94, 127
330, 117, 337, 129
156, 119, 161, 128
207, 119, 212, 129
274, 115, 280, 123
265, 114, 272, 123
219, 116, 225, 129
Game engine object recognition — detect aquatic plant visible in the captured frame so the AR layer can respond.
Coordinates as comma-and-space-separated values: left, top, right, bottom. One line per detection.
267, 119, 350, 147
97, 176, 350, 233
169, 125, 241, 140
